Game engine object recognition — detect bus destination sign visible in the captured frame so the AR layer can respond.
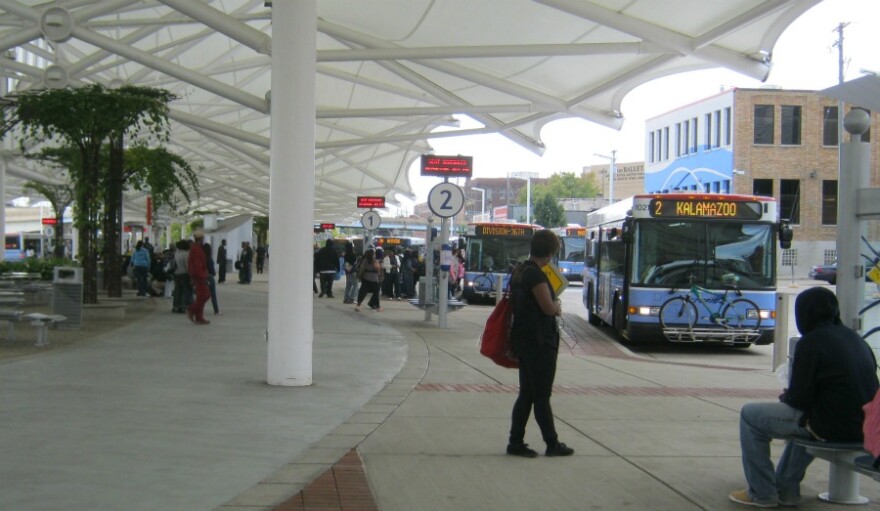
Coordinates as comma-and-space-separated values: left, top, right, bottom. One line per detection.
648, 198, 762, 220
421, 155, 473, 178
475, 225, 533, 237
357, 196, 385, 208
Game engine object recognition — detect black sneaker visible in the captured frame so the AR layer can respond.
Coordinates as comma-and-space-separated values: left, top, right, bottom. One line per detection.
506, 443, 538, 458
545, 442, 574, 457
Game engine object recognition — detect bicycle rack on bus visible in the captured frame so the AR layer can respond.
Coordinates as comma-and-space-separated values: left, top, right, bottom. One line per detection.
662, 326, 762, 344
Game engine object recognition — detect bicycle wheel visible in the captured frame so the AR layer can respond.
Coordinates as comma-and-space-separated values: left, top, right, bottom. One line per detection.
659, 297, 698, 330
721, 298, 761, 329
472, 274, 493, 293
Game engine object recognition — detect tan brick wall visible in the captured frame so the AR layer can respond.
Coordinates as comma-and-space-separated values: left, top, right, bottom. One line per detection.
732, 89, 880, 248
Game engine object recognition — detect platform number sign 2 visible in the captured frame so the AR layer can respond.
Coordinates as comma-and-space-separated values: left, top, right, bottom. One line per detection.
427, 182, 465, 219
361, 210, 381, 231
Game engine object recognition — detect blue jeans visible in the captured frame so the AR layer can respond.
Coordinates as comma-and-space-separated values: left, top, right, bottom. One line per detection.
134, 266, 149, 296
344, 272, 358, 302
739, 402, 814, 505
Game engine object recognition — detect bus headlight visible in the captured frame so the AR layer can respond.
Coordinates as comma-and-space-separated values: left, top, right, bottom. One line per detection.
629, 306, 659, 316
746, 309, 773, 320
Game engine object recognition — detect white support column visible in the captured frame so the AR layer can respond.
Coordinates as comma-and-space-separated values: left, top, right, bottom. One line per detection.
0, 157, 6, 242
267, 0, 316, 386
837, 109, 871, 331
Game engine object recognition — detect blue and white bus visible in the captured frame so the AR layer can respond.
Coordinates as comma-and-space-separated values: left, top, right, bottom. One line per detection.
555, 227, 586, 283
582, 193, 791, 346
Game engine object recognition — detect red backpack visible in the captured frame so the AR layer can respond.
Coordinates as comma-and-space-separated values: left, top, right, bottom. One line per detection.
479, 293, 518, 368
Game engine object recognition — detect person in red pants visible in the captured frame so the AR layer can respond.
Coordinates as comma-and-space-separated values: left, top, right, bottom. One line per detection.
187, 229, 211, 325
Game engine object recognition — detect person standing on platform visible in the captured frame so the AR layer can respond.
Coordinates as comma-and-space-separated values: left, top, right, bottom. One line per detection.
355, 248, 382, 312
728, 287, 879, 508
256, 245, 267, 274
131, 240, 151, 297
343, 241, 359, 304
217, 239, 227, 284
315, 239, 340, 298
186, 230, 211, 325
507, 229, 573, 458
203, 242, 221, 315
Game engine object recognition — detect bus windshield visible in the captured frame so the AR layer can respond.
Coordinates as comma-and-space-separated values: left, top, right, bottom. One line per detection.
633, 220, 774, 289
465, 237, 531, 273
559, 236, 585, 262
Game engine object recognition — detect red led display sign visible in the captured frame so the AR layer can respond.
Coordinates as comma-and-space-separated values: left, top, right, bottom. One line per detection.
357, 196, 386, 208
41, 218, 58, 225
320, 223, 336, 230
420, 155, 473, 178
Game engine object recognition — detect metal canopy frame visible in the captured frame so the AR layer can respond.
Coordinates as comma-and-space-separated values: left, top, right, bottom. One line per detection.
0, 0, 821, 223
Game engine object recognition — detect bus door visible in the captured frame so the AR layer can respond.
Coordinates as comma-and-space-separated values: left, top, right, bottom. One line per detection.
597, 240, 625, 317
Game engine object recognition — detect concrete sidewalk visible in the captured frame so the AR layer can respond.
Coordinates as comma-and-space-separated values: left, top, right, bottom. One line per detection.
2, 273, 879, 510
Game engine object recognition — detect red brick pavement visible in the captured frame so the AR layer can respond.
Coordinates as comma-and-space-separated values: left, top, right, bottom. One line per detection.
274, 449, 377, 511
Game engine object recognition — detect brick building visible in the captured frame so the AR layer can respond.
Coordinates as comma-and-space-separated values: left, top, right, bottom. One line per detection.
645, 87, 880, 276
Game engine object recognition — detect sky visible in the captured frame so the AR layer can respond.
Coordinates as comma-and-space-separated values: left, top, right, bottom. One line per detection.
396, 0, 879, 214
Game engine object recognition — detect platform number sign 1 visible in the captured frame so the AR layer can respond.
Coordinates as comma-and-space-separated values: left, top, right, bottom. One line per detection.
361, 210, 381, 231
428, 182, 465, 219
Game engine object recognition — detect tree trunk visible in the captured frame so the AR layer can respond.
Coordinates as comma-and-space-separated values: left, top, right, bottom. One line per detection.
54, 216, 64, 258
103, 137, 124, 298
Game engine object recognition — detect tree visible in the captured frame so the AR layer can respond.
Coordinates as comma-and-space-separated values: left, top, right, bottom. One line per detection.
2, 84, 181, 303
533, 193, 566, 228
516, 172, 599, 204
23, 146, 78, 258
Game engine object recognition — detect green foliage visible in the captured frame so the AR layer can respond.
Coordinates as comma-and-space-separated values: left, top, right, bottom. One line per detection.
123, 145, 199, 213
254, 216, 269, 246
533, 193, 566, 228
0, 258, 73, 281
517, 172, 598, 204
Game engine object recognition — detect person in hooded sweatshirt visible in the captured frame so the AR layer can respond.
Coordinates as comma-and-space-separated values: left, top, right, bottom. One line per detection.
729, 287, 879, 508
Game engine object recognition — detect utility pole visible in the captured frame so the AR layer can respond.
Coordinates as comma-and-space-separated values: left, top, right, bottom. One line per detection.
834, 22, 849, 150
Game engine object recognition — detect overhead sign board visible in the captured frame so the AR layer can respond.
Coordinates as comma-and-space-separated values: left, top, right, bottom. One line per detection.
320, 223, 336, 230
357, 196, 385, 208
420, 155, 473, 178
41, 218, 58, 225
647, 198, 762, 220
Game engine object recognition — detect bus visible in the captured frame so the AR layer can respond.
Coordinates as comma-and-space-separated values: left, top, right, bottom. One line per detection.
5, 233, 26, 262
461, 222, 537, 303
372, 236, 425, 253
582, 193, 791, 346
556, 226, 586, 283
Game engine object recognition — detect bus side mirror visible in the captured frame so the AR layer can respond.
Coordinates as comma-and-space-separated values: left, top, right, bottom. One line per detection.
779, 223, 793, 249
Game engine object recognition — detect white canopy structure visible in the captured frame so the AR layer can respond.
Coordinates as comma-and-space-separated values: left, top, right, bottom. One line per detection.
0, 0, 821, 221
0, 0, 823, 386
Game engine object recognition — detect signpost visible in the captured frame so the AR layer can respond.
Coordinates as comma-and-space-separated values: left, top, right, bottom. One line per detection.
357, 196, 384, 247
426, 177, 466, 329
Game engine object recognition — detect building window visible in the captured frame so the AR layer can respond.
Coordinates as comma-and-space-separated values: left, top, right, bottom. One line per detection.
823, 249, 837, 265
823, 106, 838, 146
648, 132, 655, 163
714, 110, 722, 148
853, 107, 871, 142
656, 129, 663, 162
675, 123, 681, 157
724, 107, 732, 145
682, 120, 689, 155
753, 179, 773, 198
821, 180, 837, 225
663, 127, 669, 160
780, 179, 800, 224
691, 117, 698, 153
754, 104, 774, 144
781, 105, 802, 145
782, 249, 797, 268
705, 113, 712, 149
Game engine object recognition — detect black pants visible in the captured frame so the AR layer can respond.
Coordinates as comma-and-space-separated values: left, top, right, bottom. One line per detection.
357, 280, 380, 308
509, 341, 559, 447
218, 259, 226, 283
319, 273, 335, 296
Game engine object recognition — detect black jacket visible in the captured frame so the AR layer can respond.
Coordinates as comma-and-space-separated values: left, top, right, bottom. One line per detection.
782, 287, 879, 442
315, 244, 340, 273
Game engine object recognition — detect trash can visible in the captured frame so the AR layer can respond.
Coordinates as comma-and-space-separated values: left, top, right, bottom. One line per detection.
52, 266, 83, 329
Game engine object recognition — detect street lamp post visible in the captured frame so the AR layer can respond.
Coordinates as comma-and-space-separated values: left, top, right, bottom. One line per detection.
510, 172, 539, 224
472, 187, 486, 220
594, 150, 617, 205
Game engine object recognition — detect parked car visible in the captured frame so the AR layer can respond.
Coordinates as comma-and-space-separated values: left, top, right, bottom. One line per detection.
808, 261, 836, 284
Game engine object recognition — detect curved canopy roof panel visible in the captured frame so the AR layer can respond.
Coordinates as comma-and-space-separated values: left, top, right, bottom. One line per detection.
0, 0, 821, 222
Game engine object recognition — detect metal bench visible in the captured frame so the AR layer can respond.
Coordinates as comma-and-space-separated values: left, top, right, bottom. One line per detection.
0, 308, 23, 340
792, 438, 871, 504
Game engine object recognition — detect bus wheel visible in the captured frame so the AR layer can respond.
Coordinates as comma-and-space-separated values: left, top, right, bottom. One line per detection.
586, 287, 601, 326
